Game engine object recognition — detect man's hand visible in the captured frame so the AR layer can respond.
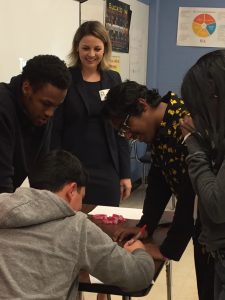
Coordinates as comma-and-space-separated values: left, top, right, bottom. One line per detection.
120, 178, 132, 200
123, 239, 146, 253
145, 243, 167, 261
113, 226, 148, 242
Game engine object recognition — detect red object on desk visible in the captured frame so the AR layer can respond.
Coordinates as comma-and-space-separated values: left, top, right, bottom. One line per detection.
80, 206, 174, 300
92, 213, 126, 224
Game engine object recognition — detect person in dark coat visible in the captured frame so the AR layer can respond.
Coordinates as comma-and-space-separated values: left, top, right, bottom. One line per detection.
180, 49, 225, 300
51, 21, 131, 206
0, 54, 71, 193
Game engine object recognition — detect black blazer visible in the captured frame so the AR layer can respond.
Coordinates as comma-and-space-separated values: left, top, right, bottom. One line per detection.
51, 67, 130, 179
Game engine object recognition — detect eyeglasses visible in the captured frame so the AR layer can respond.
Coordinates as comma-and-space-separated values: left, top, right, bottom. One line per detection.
117, 114, 131, 137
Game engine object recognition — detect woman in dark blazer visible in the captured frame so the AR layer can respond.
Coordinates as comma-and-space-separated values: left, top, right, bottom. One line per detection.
51, 21, 131, 206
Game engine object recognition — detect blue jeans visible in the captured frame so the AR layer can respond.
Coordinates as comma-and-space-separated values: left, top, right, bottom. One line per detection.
214, 251, 225, 300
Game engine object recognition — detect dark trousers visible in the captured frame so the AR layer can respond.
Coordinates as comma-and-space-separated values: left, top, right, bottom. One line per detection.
214, 253, 225, 300
193, 220, 214, 300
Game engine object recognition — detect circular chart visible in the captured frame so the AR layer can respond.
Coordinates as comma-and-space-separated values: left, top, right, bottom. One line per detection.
192, 14, 216, 37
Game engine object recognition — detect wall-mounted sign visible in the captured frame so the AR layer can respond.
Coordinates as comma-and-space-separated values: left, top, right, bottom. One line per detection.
177, 7, 225, 47
105, 0, 132, 53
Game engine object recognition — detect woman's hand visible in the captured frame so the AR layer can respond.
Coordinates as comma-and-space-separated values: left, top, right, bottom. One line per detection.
179, 115, 195, 137
120, 178, 132, 200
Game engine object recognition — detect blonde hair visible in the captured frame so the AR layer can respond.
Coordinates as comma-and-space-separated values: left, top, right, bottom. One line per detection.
68, 21, 112, 70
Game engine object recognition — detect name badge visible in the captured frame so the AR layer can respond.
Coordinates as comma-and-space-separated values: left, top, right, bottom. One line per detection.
99, 89, 110, 101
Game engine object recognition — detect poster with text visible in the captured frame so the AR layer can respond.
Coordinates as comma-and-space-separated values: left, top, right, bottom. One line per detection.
105, 0, 131, 53
109, 56, 120, 72
177, 7, 225, 47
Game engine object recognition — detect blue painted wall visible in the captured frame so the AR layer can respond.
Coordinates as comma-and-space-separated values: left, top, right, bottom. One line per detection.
147, 0, 224, 95
131, 0, 225, 183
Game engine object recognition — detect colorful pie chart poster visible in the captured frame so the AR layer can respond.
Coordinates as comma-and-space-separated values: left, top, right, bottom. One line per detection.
177, 7, 225, 47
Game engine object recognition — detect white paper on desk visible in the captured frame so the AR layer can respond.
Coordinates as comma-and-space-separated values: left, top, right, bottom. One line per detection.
89, 206, 143, 220
90, 275, 103, 284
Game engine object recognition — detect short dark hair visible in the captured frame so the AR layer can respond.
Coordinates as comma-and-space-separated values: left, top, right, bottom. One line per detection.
102, 81, 161, 120
29, 150, 88, 192
21, 55, 71, 91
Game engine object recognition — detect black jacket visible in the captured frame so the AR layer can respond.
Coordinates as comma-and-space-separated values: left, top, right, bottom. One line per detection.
51, 67, 130, 179
0, 76, 52, 193
137, 92, 195, 261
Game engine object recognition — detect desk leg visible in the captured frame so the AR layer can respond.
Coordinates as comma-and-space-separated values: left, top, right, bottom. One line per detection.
122, 296, 131, 300
166, 260, 172, 300
77, 291, 84, 300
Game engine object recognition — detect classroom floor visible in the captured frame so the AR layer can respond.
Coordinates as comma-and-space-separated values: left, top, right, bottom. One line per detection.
84, 184, 199, 300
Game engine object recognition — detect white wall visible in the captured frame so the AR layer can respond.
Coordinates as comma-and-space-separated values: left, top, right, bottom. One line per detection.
129, 0, 149, 84
0, 0, 79, 83
0, 0, 149, 84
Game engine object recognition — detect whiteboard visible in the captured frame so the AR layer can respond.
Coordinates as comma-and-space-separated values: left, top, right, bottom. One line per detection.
81, 0, 149, 83
81, 0, 105, 23
129, 0, 149, 84
0, 0, 79, 83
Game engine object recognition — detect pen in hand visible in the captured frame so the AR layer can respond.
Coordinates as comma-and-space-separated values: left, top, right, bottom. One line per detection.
133, 224, 147, 241
127, 224, 147, 246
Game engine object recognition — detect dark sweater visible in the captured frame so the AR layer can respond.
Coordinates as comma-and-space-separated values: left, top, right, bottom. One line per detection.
185, 135, 225, 251
0, 75, 52, 193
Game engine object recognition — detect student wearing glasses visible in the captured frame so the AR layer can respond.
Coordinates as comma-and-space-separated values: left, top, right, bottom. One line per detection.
51, 21, 131, 207
102, 80, 214, 300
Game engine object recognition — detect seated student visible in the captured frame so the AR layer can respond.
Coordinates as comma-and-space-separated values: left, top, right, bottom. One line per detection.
0, 150, 154, 299
102, 81, 214, 300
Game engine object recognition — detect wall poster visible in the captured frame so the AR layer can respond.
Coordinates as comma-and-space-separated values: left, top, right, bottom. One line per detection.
105, 0, 132, 53
177, 7, 225, 47
109, 55, 121, 72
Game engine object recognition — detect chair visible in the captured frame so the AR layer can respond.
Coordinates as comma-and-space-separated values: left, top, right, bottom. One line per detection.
139, 144, 152, 184
130, 141, 151, 184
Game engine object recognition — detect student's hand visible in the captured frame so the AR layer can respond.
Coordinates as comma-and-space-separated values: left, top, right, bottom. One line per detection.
145, 243, 167, 261
123, 239, 146, 253
120, 178, 132, 200
113, 226, 148, 242
179, 115, 195, 137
